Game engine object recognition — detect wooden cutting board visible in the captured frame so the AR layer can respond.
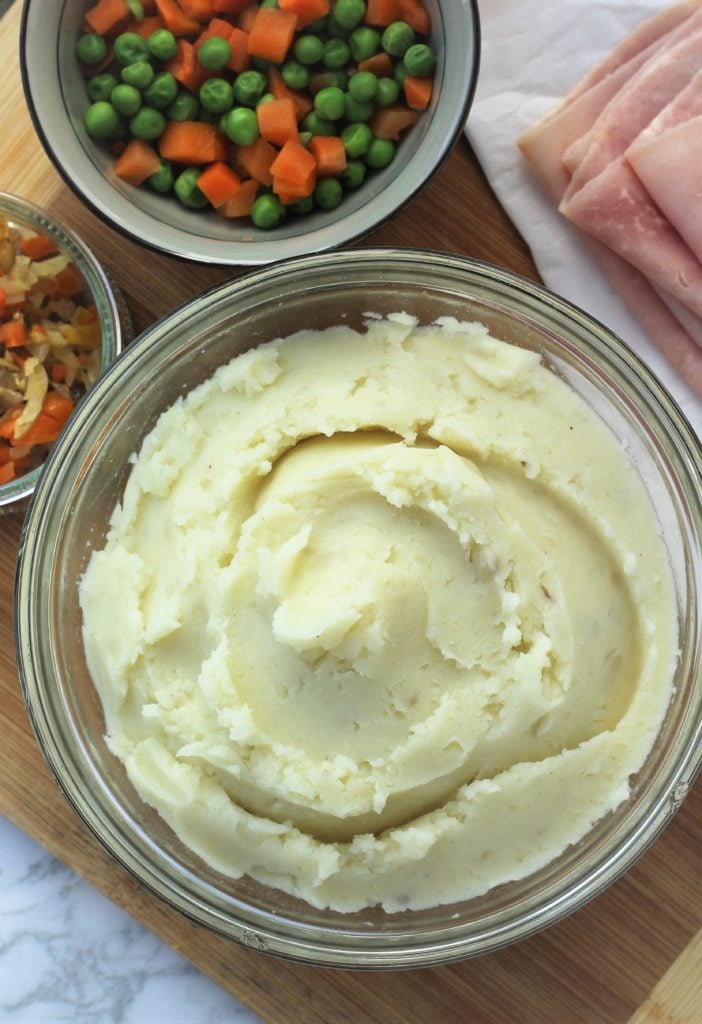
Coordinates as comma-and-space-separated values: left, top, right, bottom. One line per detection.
1, 5, 700, 1022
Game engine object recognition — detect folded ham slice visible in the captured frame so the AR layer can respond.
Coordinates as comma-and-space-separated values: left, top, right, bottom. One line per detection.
562, 18, 702, 203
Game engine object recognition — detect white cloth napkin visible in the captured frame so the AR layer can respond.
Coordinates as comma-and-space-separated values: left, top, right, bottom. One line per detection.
464, 0, 701, 432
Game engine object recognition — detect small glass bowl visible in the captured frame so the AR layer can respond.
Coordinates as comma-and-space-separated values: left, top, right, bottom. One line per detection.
20, 0, 480, 265
15, 250, 702, 967
0, 191, 129, 513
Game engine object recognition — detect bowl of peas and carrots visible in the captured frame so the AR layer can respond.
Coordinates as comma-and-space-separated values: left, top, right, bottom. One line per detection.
20, 0, 480, 265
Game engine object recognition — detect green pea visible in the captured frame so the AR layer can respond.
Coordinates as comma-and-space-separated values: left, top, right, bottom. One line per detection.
84, 101, 121, 139
121, 60, 154, 89
314, 177, 343, 210
260, 0, 279, 6
291, 195, 315, 215
376, 76, 400, 107
174, 168, 208, 209
223, 106, 259, 145
147, 160, 175, 193
364, 136, 395, 168
232, 69, 266, 107
144, 71, 177, 109
251, 194, 285, 229
348, 71, 377, 102
129, 106, 166, 140
75, 33, 107, 65
111, 83, 142, 116
315, 85, 345, 120
87, 73, 118, 103
403, 43, 436, 77
257, 92, 275, 107
147, 28, 177, 61
126, 0, 144, 20
349, 26, 380, 63
341, 121, 372, 158
298, 130, 312, 147
198, 108, 221, 124
167, 90, 200, 121
281, 60, 309, 90
393, 60, 409, 87
301, 111, 336, 137
344, 92, 374, 122
198, 36, 233, 71
293, 34, 324, 65
322, 38, 350, 69
332, 0, 365, 30
381, 21, 415, 57
113, 31, 149, 66
331, 68, 349, 90
199, 77, 234, 114
252, 57, 274, 72
340, 158, 366, 189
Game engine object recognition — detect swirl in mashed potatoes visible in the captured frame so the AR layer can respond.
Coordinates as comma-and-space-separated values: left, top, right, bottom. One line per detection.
80, 314, 676, 912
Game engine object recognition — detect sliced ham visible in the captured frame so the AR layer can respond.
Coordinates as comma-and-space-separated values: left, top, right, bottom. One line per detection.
563, 19, 702, 204
562, 157, 702, 320
518, 45, 659, 203
590, 241, 702, 394
654, 285, 702, 350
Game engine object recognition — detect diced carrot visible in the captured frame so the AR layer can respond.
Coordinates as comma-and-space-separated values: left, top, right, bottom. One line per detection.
11, 454, 30, 470
160, 120, 228, 164
403, 75, 432, 110
267, 67, 312, 120
270, 137, 317, 184
227, 27, 251, 72
364, 0, 399, 26
0, 462, 15, 485
113, 139, 162, 185
213, 0, 253, 12
358, 52, 392, 77
247, 8, 297, 63
84, 0, 129, 35
154, 0, 200, 35
0, 443, 10, 465
0, 287, 6, 317
398, 0, 430, 35
257, 97, 298, 146
195, 16, 233, 47
179, 0, 214, 19
55, 266, 85, 298
237, 3, 259, 31
0, 321, 27, 348
278, 0, 329, 29
272, 168, 316, 204
14, 393, 74, 447
218, 178, 259, 217
166, 39, 206, 92
370, 104, 419, 139
132, 15, 165, 36
309, 135, 346, 177
234, 137, 277, 185
19, 235, 57, 261
0, 409, 20, 441
141, 0, 158, 10
196, 161, 243, 206
51, 362, 68, 383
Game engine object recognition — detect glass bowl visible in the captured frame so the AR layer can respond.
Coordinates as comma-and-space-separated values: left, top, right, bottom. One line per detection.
20, 1, 480, 266
15, 249, 702, 968
0, 191, 129, 514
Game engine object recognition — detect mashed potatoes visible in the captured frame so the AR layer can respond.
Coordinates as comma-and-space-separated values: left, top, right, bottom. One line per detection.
80, 314, 677, 912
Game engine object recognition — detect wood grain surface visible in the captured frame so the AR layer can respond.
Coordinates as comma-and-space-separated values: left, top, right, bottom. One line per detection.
1, 4, 700, 1022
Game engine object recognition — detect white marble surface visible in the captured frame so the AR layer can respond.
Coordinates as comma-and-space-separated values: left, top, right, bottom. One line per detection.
0, 816, 261, 1024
